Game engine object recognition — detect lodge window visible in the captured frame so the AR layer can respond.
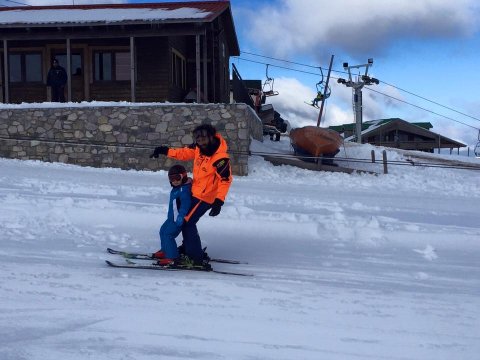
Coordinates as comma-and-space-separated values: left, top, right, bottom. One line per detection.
384, 131, 395, 142
171, 48, 186, 89
9, 53, 42, 82
54, 54, 83, 76
94, 51, 130, 81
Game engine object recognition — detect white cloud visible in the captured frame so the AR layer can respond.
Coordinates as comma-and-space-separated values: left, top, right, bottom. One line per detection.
266, 77, 319, 127
264, 75, 442, 131
433, 119, 479, 148
245, 0, 479, 58
265, 77, 355, 128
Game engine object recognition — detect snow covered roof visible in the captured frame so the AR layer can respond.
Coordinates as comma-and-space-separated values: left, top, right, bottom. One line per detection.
336, 118, 466, 147
0, 2, 230, 27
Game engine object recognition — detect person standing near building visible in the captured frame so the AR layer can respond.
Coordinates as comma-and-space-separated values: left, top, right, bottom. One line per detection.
47, 58, 67, 102
150, 124, 233, 267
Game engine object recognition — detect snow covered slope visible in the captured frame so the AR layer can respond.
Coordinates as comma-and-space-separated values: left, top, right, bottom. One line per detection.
1, 140, 479, 360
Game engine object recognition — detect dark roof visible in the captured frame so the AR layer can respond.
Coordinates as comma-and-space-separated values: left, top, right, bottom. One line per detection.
0, 1, 240, 54
329, 118, 466, 148
0, 2, 231, 24
329, 118, 433, 133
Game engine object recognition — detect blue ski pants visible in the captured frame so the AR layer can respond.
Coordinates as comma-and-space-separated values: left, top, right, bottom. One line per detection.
181, 197, 212, 263
159, 220, 182, 259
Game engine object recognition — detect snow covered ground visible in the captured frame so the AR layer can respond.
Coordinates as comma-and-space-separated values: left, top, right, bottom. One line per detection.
0, 138, 479, 360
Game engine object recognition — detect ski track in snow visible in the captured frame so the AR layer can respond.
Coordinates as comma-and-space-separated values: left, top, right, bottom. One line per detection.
0, 145, 479, 360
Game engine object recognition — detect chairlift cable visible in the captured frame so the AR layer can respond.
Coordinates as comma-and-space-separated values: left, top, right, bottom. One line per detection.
236, 55, 480, 126
238, 150, 480, 171
365, 87, 479, 130
241, 51, 320, 69
1, 135, 478, 172
238, 58, 477, 130
1, 0, 31, 6
243, 55, 479, 146
235, 57, 327, 77
380, 80, 480, 123
239, 54, 479, 144
239, 51, 350, 76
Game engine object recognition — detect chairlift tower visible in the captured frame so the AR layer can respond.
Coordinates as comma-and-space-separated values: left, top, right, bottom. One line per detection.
337, 59, 379, 143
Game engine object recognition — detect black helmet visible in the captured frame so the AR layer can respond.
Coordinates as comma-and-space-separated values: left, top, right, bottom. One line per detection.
193, 123, 216, 140
168, 164, 187, 185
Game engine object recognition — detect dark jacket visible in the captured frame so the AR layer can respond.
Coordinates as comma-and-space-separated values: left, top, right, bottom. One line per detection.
47, 66, 67, 88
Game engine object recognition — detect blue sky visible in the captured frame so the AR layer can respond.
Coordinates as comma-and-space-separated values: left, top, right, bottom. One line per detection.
229, 0, 480, 150
4, 0, 480, 150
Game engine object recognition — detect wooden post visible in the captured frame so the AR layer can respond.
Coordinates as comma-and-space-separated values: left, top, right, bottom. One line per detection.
3, 39, 9, 103
382, 150, 388, 174
317, 54, 334, 127
371, 150, 375, 163
195, 34, 201, 103
130, 36, 135, 102
203, 29, 208, 103
66, 38, 71, 102
210, 23, 216, 102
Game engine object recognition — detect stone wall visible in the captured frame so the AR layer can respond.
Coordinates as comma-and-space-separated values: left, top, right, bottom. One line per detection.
0, 103, 263, 175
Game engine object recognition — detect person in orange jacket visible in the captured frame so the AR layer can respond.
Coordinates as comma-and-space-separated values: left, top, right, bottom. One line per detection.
150, 124, 233, 266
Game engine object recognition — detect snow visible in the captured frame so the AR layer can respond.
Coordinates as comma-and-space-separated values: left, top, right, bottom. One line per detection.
0, 7, 211, 26
0, 101, 239, 112
0, 101, 186, 109
0, 137, 479, 360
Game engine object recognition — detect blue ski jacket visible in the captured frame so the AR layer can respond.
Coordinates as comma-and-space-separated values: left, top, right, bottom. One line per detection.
167, 179, 192, 227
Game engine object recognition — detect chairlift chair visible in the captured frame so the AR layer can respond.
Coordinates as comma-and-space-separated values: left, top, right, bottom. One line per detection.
306, 72, 331, 109
262, 64, 279, 97
310, 81, 331, 108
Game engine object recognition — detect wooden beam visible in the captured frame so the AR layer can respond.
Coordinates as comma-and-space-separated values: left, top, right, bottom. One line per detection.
0, 26, 203, 41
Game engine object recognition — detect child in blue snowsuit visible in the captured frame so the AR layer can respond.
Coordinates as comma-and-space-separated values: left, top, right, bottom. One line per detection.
153, 164, 192, 264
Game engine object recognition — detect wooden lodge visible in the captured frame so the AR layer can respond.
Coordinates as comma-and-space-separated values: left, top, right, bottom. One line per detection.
0, 1, 239, 104
329, 118, 466, 153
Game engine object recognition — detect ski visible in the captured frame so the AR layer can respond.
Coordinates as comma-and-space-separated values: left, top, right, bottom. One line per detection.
105, 260, 252, 277
106, 247, 247, 264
